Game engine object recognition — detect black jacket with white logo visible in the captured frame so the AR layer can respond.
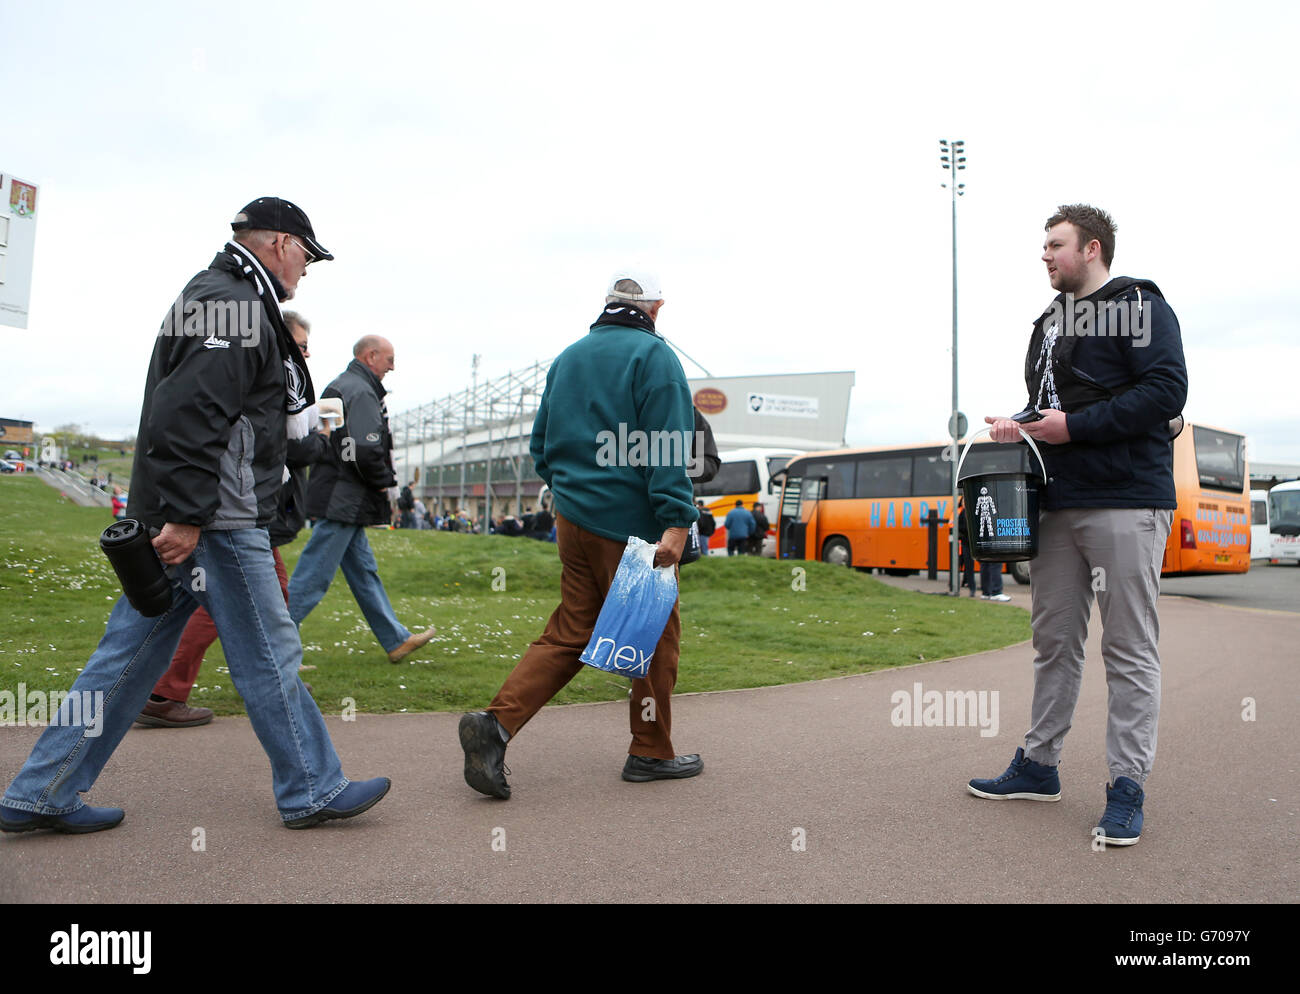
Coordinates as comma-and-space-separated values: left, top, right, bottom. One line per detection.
304, 359, 397, 526
126, 245, 314, 531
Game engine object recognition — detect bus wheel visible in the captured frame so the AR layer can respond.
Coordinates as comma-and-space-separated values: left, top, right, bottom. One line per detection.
821, 538, 852, 566
1010, 561, 1031, 585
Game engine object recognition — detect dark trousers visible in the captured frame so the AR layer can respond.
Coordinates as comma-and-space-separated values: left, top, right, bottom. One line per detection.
980, 560, 1004, 596
487, 515, 681, 760
959, 537, 975, 591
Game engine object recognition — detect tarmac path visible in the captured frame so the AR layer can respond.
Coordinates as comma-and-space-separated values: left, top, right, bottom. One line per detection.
1, 591, 1295, 903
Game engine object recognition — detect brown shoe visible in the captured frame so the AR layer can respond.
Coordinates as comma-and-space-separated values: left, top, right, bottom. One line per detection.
387, 626, 436, 663
135, 698, 214, 729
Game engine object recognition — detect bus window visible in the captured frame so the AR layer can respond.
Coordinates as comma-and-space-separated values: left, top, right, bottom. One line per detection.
855, 456, 912, 498
800, 459, 855, 499
1251, 489, 1270, 559
766, 455, 794, 491
1193, 426, 1245, 492
695, 459, 760, 497
912, 451, 951, 497
1251, 496, 1269, 526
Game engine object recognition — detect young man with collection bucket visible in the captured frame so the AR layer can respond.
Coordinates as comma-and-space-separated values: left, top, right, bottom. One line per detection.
966, 204, 1188, 847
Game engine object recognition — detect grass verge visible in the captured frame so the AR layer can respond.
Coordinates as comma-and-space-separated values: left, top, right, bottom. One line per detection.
0, 475, 1029, 716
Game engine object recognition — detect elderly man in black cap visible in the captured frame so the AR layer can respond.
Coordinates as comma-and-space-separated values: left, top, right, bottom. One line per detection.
0, 198, 391, 834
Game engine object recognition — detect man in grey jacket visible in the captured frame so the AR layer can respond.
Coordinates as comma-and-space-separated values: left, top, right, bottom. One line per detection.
0, 197, 391, 834
288, 336, 435, 663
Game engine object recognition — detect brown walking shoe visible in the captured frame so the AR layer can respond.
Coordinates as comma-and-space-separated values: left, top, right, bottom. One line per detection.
387, 626, 436, 663
135, 698, 214, 729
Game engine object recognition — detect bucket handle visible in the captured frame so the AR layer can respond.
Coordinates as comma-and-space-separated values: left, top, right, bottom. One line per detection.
955, 426, 1048, 483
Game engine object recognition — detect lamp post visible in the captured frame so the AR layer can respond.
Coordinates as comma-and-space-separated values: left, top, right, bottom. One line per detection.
419, 414, 432, 498
485, 398, 496, 536
940, 138, 966, 596
461, 355, 479, 517
439, 409, 448, 518
514, 386, 533, 516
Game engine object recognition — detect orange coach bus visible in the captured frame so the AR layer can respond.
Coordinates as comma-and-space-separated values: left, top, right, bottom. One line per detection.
1165, 422, 1251, 575
775, 421, 1250, 581
695, 447, 801, 556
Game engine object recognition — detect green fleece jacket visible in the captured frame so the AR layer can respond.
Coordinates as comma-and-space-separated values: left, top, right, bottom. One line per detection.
531, 318, 699, 543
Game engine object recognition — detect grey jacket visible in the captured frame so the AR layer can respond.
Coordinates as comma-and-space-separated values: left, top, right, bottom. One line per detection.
303, 359, 397, 526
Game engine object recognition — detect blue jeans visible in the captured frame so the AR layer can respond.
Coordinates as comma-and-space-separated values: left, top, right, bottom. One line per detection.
287, 519, 410, 652
980, 560, 1004, 596
3, 528, 348, 821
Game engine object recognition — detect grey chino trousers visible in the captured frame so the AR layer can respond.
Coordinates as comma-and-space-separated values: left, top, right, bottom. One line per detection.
1023, 507, 1173, 784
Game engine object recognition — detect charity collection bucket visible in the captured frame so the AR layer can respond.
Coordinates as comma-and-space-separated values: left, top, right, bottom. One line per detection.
956, 428, 1048, 563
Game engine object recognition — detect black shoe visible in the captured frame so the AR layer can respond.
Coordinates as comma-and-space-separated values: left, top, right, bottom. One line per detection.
459, 711, 511, 799
622, 754, 703, 782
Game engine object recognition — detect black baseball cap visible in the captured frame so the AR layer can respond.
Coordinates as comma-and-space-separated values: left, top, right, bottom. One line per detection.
230, 197, 334, 261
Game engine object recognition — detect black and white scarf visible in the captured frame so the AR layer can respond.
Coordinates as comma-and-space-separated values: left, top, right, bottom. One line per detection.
222, 241, 315, 415
591, 302, 661, 337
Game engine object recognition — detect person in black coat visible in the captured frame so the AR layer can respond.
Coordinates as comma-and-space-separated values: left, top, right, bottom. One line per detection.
138, 311, 330, 729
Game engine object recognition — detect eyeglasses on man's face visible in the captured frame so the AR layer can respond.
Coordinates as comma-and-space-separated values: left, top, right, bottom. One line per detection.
286, 235, 317, 266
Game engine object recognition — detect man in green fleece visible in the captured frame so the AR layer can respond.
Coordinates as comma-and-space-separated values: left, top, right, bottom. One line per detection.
459, 271, 702, 799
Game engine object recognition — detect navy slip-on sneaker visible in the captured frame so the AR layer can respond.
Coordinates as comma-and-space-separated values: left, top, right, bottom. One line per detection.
0, 803, 125, 835
1094, 776, 1144, 846
967, 747, 1061, 801
283, 777, 391, 829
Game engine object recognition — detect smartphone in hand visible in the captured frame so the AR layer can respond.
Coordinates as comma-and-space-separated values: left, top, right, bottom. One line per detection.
1011, 408, 1044, 424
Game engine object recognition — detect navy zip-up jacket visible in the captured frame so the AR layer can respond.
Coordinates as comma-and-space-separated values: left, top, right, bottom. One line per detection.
1023, 276, 1188, 510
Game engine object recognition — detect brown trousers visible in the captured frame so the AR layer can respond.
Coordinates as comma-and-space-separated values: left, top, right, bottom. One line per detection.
488, 514, 681, 759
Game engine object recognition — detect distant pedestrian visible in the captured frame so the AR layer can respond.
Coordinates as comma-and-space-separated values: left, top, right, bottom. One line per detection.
724, 500, 754, 556
531, 502, 554, 540
695, 500, 716, 543
749, 501, 770, 555
957, 497, 976, 596
980, 561, 1010, 602
398, 481, 416, 528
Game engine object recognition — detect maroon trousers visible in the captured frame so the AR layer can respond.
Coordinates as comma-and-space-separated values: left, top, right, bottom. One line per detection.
488, 515, 681, 760
153, 546, 289, 702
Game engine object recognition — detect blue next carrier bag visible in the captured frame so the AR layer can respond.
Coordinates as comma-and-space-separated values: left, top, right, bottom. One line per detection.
579, 536, 678, 679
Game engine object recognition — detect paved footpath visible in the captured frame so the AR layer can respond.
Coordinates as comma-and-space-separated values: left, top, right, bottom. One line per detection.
1, 591, 1295, 903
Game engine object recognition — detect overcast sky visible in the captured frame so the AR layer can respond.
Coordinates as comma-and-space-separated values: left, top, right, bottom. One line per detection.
4, 0, 1298, 464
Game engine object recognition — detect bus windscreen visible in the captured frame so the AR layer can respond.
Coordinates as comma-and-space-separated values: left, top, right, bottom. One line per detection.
1192, 427, 1245, 492
695, 459, 760, 497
